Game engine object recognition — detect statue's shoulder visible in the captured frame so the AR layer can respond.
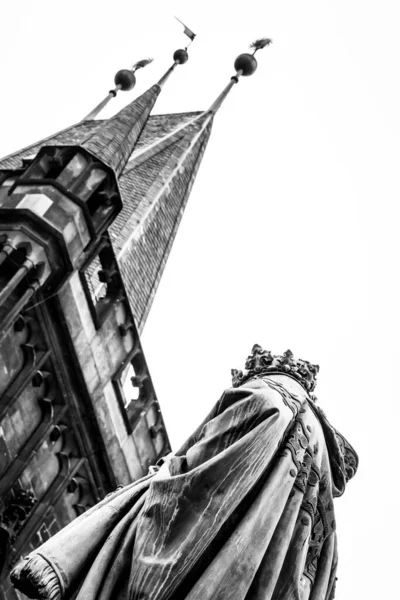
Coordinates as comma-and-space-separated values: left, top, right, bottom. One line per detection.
246, 373, 309, 417
309, 403, 359, 495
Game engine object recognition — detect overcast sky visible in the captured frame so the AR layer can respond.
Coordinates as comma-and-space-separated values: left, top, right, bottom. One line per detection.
1, 1, 398, 598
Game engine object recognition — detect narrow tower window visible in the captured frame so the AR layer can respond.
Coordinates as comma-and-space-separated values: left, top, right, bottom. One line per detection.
80, 241, 121, 327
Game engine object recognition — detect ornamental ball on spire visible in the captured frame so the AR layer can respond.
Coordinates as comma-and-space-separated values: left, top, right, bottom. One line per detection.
234, 53, 258, 76
114, 69, 136, 91
173, 49, 189, 64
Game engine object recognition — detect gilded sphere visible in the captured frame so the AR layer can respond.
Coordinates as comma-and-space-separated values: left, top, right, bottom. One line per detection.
173, 49, 189, 64
114, 69, 136, 91
234, 53, 258, 76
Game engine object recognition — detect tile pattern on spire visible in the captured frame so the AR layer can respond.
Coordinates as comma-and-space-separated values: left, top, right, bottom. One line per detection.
81, 85, 161, 176
0, 111, 213, 333
0, 121, 99, 170
0, 113, 200, 172
111, 115, 213, 332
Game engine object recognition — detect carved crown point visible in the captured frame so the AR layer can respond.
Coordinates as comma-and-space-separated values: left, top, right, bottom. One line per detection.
232, 345, 319, 393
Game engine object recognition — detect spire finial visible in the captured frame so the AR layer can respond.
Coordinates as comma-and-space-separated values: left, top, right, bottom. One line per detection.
208, 37, 272, 114
82, 58, 154, 121
156, 18, 196, 87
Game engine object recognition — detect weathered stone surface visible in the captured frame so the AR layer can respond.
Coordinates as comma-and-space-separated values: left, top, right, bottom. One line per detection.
10, 370, 358, 600
0, 69, 206, 599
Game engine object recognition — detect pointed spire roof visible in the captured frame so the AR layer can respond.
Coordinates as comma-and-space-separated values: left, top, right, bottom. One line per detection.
0, 40, 271, 333
0, 113, 199, 173
81, 84, 161, 177
80, 50, 189, 178
82, 58, 154, 121
109, 41, 272, 332
108, 109, 214, 332
107, 42, 273, 331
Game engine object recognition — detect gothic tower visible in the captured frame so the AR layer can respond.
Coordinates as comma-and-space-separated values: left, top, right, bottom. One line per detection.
0, 40, 267, 599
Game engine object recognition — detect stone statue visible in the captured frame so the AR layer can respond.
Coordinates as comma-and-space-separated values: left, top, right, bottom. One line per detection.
11, 345, 358, 600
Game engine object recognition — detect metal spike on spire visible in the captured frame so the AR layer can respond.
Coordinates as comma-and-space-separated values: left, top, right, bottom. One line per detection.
80, 20, 198, 176
208, 37, 272, 114
82, 58, 154, 121
156, 20, 196, 88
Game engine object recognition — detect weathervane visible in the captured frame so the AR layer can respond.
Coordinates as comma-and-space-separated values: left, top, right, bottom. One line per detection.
208, 37, 272, 114
250, 38, 273, 56
174, 16, 196, 50
82, 57, 153, 121
82, 19, 196, 119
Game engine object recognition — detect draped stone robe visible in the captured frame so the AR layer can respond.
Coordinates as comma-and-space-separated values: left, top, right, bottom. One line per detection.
11, 374, 358, 600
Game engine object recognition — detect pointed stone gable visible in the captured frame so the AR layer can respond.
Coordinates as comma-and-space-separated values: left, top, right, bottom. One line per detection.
81, 85, 161, 176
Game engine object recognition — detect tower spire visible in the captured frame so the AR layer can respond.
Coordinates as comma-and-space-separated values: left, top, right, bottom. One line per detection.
81, 48, 191, 178
157, 48, 189, 88
82, 58, 154, 121
108, 39, 272, 332
208, 37, 273, 114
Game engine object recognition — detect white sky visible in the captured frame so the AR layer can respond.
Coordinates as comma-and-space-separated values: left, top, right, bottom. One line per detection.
1, 1, 399, 597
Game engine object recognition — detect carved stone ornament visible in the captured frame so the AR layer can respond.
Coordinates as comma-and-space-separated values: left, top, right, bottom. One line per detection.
0, 488, 36, 575
0, 489, 36, 542
232, 344, 319, 394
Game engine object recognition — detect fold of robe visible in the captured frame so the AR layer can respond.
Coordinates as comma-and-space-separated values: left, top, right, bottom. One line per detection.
11, 374, 358, 600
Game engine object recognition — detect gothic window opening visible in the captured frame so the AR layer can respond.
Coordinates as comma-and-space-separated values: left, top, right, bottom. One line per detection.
80, 242, 121, 327
121, 362, 141, 408
0, 244, 31, 324
113, 349, 157, 433
84, 255, 107, 305
115, 359, 146, 432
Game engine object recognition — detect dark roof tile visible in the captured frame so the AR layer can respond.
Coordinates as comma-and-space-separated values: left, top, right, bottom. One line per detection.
0, 112, 203, 172
82, 85, 160, 176
115, 120, 213, 332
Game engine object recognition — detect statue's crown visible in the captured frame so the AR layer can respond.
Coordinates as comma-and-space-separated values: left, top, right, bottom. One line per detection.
231, 344, 319, 393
